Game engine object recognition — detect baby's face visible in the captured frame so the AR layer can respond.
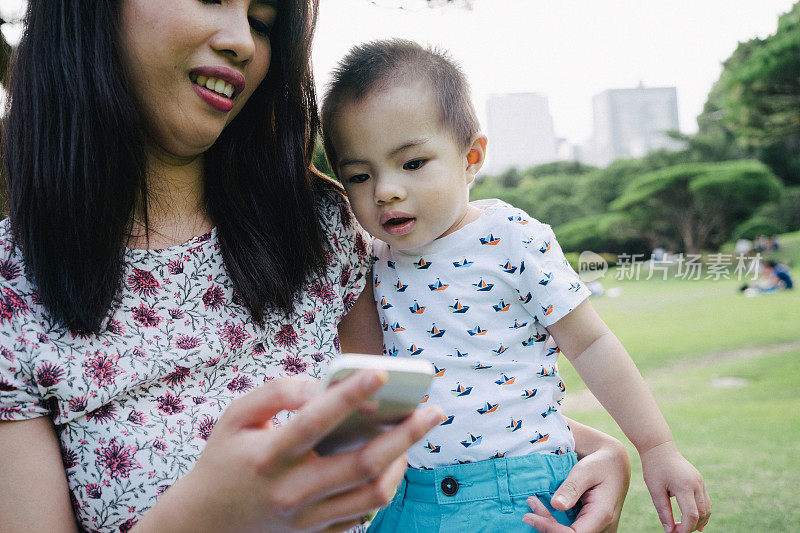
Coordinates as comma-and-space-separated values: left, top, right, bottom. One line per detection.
330, 80, 475, 251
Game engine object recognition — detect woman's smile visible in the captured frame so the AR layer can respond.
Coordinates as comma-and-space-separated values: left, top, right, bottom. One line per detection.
189, 66, 246, 113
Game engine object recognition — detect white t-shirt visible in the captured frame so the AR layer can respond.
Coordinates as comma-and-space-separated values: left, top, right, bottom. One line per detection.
373, 199, 591, 468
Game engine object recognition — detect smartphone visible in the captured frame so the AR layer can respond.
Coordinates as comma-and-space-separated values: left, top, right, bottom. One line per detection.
313, 354, 435, 456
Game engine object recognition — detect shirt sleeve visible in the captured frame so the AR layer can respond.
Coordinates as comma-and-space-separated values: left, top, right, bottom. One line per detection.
0, 299, 49, 421
513, 218, 591, 327
316, 191, 374, 321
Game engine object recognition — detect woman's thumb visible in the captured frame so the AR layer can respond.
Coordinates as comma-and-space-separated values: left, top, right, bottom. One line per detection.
551, 467, 593, 511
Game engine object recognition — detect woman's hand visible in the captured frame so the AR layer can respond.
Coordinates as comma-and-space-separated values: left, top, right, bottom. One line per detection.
523, 420, 631, 533
135, 371, 443, 533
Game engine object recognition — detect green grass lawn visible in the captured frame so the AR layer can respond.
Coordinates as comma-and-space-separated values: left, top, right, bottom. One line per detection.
566, 348, 800, 532
558, 273, 800, 389
554, 233, 800, 531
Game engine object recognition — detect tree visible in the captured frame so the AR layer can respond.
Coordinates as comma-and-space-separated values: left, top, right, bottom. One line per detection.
698, 2, 800, 184
610, 160, 783, 254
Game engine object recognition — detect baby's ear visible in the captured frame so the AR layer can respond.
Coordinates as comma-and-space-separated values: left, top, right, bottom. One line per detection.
465, 135, 488, 182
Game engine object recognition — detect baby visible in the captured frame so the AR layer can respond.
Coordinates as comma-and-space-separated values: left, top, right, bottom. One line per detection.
322, 39, 709, 532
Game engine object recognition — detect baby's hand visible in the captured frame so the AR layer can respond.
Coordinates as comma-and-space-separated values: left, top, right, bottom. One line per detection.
640, 441, 711, 533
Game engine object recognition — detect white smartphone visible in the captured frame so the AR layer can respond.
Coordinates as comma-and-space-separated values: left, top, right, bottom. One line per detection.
313, 354, 435, 456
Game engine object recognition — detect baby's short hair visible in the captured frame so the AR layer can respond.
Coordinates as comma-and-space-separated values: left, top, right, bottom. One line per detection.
321, 38, 480, 174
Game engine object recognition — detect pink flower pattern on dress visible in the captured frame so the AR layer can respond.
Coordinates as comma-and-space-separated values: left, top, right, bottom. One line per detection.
274, 324, 299, 349
202, 285, 224, 311
35, 361, 65, 387
127, 269, 161, 297
96, 440, 141, 479
0, 192, 371, 532
131, 303, 161, 328
83, 352, 124, 388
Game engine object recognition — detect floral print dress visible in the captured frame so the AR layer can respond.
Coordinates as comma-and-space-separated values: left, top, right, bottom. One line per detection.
0, 191, 371, 532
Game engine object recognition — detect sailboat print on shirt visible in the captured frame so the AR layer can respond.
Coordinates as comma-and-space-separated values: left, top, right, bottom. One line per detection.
449, 299, 470, 313
409, 300, 426, 314
407, 344, 424, 356
472, 278, 494, 292
424, 441, 441, 453
494, 373, 516, 385
477, 402, 499, 414
500, 260, 517, 274
460, 433, 483, 447
451, 382, 473, 396
414, 257, 432, 269
453, 258, 474, 268
428, 278, 449, 291
506, 418, 523, 432
428, 323, 446, 338
479, 234, 501, 245
492, 344, 508, 355
530, 432, 550, 444
492, 299, 510, 312
522, 332, 548, 346
467, 325, 487, 336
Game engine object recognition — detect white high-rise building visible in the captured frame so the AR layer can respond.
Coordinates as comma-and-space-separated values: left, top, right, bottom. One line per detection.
589, 84, 681, 167
484, 93, 558, 174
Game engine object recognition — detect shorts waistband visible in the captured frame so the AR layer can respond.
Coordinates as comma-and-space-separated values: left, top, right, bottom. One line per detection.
400, 453, 577, 505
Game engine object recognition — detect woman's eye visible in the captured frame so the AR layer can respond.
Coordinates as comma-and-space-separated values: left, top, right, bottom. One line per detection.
403, 159, 425, 171
198, 0, 222, 4
248, 16, 272, 37
348, 174, 370, 184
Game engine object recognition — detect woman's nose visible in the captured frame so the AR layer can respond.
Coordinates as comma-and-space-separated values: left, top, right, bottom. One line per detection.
210, 9, 256, 63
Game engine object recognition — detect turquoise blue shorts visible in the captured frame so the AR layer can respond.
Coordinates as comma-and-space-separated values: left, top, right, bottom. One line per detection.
368, 453, 579, 533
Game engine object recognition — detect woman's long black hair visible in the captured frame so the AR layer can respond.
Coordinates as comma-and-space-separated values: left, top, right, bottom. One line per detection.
3, 0, 332, 334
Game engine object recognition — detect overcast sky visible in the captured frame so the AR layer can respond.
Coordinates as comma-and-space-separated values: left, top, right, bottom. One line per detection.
314, 0, 796, 145
0, 0, 794, 145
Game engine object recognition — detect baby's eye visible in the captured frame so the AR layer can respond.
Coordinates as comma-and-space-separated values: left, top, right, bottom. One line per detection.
348, 174, 370, 184
403, 159, 426, 171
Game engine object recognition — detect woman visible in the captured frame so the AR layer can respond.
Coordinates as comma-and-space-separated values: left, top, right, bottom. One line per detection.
0, 1, 629, 532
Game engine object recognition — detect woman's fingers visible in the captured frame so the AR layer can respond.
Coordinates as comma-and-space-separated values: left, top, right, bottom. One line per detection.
273, 369, 389, 457
522, 496, 574, 533
293, 405, 443, 499
550, 459, 600, 511
297, 454, 408, 531
220, 378, 318, 430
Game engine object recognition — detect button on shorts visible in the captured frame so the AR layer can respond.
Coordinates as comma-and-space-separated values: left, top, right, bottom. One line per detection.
368, 453, 579, 533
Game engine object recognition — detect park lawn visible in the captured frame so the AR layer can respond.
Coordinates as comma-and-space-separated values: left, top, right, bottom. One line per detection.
558, 274, 800, 390
565, 348, 800, 532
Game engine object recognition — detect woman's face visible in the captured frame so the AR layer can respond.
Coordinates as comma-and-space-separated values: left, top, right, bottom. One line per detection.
119, 0, 278, 158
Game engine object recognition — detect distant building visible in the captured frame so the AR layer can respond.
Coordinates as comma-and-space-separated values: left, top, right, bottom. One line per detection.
589, 84, 681, 167
484, 93, 558, 174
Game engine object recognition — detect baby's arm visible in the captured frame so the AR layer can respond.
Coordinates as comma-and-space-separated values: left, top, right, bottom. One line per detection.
547, 300, 710, 533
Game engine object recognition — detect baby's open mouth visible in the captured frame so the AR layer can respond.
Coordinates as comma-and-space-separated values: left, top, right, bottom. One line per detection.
384, 217, 414, 227
190, 72, 235, 99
